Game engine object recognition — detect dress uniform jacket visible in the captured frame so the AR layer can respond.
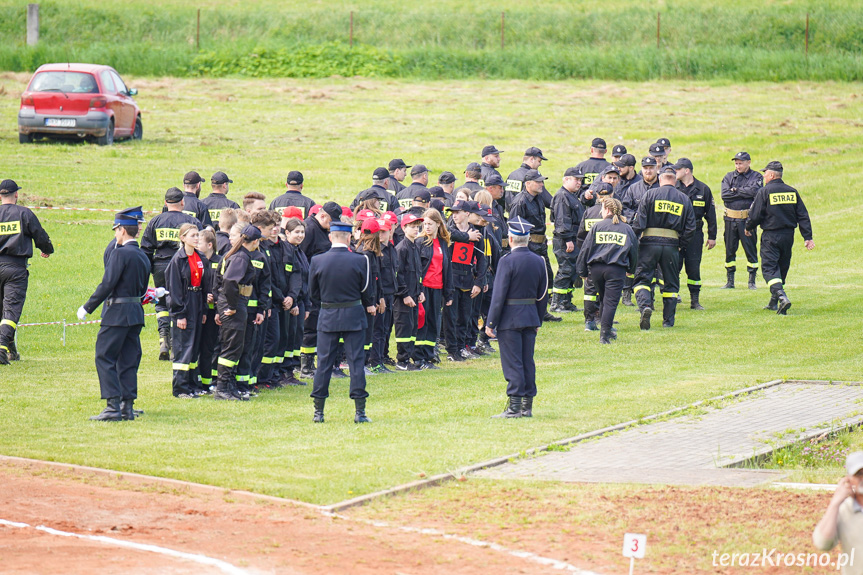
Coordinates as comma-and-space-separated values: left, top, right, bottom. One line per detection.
200, 193, 240, 231
161, 192, 212, 228
486, 248, 547, 331
310, 246, 375, 332
84, 241, 150, 325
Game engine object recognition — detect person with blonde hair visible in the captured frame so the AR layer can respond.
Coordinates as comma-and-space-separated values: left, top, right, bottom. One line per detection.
416, 209, 453, 368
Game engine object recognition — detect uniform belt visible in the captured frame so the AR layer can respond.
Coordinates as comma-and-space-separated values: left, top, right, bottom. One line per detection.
239, 285, 253, 297
321, 300, 361, 309
529, 234, 546, 243
505, 298, 535, 305
642, 228, 679, 239
104, 296, 140, 306
500, 238, 509, 248
187, 286, 202, 292
724, 208, 749, 219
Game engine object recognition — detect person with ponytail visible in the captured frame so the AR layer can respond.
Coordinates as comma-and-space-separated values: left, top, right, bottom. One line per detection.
197, 228, 222, 392
353, 215, 384, 373
416, 208, 453, 368
575, 197, 638, 344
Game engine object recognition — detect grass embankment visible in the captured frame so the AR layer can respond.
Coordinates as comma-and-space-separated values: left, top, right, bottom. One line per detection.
0, 0, 862, 80
0, 75, 861, 504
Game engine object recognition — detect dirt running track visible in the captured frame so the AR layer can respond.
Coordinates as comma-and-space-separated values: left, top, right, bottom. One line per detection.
0, 459, 575, 575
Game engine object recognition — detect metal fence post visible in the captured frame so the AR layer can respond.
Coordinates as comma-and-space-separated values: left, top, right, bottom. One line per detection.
26, 3, 39, 46
62, 319, 66, 347
196, 8, 201, 50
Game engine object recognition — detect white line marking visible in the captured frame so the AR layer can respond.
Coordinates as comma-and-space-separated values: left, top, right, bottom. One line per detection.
771, 482, 838, 491
322, 512, 603, 574
0, 518, 249, 575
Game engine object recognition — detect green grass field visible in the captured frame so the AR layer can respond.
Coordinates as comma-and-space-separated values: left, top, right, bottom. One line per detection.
0, 73, 861, 504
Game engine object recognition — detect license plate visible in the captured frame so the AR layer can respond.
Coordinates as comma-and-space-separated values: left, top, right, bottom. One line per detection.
45, 118, 75, 127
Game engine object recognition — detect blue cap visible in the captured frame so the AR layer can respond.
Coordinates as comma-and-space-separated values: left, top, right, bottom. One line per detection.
484, 173, 505, 187
242, 224, 262, 241
113, 206, 145, 228
507, 216, 533, 237
330, 222, 353, 233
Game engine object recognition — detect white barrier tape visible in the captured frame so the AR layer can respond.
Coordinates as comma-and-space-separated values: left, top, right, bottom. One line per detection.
19, 313, 157, 328
25, 205, 161, 215
0, 518, 249, 575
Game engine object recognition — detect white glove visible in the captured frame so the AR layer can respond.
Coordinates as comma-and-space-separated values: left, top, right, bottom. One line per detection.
155, 287, 169, 298
77, 306, 88, 321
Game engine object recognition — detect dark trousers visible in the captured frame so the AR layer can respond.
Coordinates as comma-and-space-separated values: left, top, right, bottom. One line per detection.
199, 307, 219, 386
590, 263, 626, 334
94, 324, 143, 400
311, 329, 368, 399
286, 301, 305, 370
215, 306, 247, 392
0, 263, 27, 350
552, 237, 579, 295
468, 289, 483, 347
529, 240, 554, 296
275, 308, 290, 375
478, 272, 494, 343
634, 243, 681, 324
724, 217, 758, 272
362, 310, 375, 363
151, 259, 171, 336
679, 229, 704, 294
258, 308, 281, 384
170, 295, 203, 396
760, 229, 795, 294
445, 289, 472, 354
371, 294, 393, 365
302, 305, 319, 355
583, 276, 598, 322
393, 297, 418, 363
416, 287, 442, 361
498, 327, 538, 398
237, 307, 260, 386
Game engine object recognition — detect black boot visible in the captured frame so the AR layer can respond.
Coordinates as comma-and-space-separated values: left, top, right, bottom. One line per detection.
764, 294, 778, 311
313, 397, 326, 423
7, 340, 20, 361
621, 288, 634, 307
722, 270, 735, 289
299, 354, 316, 379
748, 270, 758, 290
492, 396, 523, 419
0, 347, 8, 365
662, 297, 677, 327
120, 399, 136, 421
354, 397, 371, 423
599, 328, 612, 344
561, 293, 579, 312
690, 290, 704, 310
776, 289, 792, 315
549, 293, 563, 313
158, 327, 170, 361
543, 310, 562, 322
89, 397, 123, 421
521, 396, 533, 418
639, 307, 652, 331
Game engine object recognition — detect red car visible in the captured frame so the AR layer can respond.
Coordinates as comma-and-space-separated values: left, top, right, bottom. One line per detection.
18, 63, 142, 146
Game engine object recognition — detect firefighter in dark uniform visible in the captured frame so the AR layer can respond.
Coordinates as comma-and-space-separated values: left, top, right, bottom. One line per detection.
632, 167, 696, 330
396, 165, 430, 210
438, 171, 458, 198
745, 161, 815, 315
508, 169, 560, 322
77, 207, 151, 421
615, 154, 643, 219
213, 225, 261, 401
611, 144, 627, 163
387, 159, 409, 194
480, 145, 504, 186
309, 221, 376, 423
674, 158, 717, 310
574, 138, 610, 193
462, 163, 483, 195
269, 170, 317, 218
0, 179, 54, 364
721, 151, 763, 290
505, 147, 553, 211
576, 182, 615, 331
162, 171, 213, 228
350, 168, 400, 214
576, 197, 638, 344
649, 142, 673, 169
141, 187, 202, 361
550, 167, 585, 314
484, 217, 548, 419
201, 172, 240, 231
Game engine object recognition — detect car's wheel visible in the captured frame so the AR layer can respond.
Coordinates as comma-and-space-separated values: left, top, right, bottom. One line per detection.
132, 116, 143, 140
97, 119, 115, 146
19, 133, 32, 144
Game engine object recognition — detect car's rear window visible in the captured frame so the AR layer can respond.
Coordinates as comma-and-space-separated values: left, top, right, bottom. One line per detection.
30, 72, 99, 94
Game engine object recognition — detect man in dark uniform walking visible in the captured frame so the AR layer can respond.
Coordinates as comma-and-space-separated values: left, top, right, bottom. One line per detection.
632, 167, 696, 330
550, 167, 585, 313
485, 217, 548, 419
350, 168, 400, 214
505, 147, 553, 210
508, 170, 561, 322
77, 207, 151, 421
141, 188, 202, 360
309, 221, 376, 423
745, 161, 814, 314
575, 138, 611, 192
480, 145, 504, 187
165, 171, 213, 228
674, 158, 717, 310
0, 179, 54, 364
721, 152, 763, 290
269, 171, 317, 217
201, 172, 240, 231
387, 159, 409, 194
396, 165, 430, 210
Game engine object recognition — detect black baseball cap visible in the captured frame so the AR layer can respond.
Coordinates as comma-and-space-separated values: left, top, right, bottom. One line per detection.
165, 187, 184, 203
596, 182, 614, 196
428, 186, 446, 198
389, 159, 410, 170
450, 200, 468, 212
413, 189, 431, 203
657, 137, 671, 148
183, 171, 205, 185
524, 169, 548, 182
372, 167, 389, 181
641, 156, 658, 167
564, 166, 585, 178
484, 173, 505, 187
649, 143, 666, 157
524, 147, 548, 160
612, 144, 627, 156
673, 158, 694, 171
211, 171, 233, 184
591, 138, 607, 150
0, 179, 21, 194
733, 151, 751, 162
321, 201, 342, 221
465, 162, 481, 172
286, 170, 304, 185
410, 164, 429, 176
604, 165, 621, 175
615, 154, 637, 167
438, 171, 457, 185
760, 161, 783, 173
481, 145, 503, 157
659, 165, 677, 175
